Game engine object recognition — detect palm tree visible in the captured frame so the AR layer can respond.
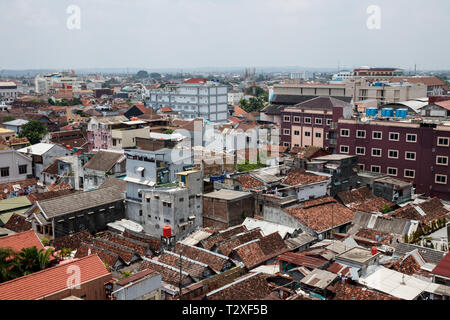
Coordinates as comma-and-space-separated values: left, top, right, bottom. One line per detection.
0, 248, 20, 283
16, 247, 54, 276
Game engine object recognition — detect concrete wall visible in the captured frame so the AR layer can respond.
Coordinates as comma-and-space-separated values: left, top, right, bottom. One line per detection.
0, 150, 32, 183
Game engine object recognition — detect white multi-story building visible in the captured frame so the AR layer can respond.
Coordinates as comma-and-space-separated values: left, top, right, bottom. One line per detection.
146, 80, 228, 122
123, 146, 201, 238
0, 82, 18, 103
228, 90, 244, 105
34, 72, 82, 94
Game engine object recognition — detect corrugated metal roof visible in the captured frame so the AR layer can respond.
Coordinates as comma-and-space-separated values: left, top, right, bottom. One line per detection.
242, 217, 296, 238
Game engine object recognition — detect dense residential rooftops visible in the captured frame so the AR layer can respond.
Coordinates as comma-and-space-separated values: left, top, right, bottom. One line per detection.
206, 272, 271, 300
282, 169, 329, 186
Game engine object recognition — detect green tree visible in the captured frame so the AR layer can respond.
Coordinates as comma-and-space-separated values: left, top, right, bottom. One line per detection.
150, 72, 162, 79
18, 120, 48, 144
0, 248, 20, 283
15, 247, 53, 276
136, 70, 149, 79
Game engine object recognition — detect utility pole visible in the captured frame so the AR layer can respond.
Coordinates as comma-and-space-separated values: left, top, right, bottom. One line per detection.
179, 245, 183, 300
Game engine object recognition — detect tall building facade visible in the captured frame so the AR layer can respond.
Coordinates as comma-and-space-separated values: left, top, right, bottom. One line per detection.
337, 118, 450, 200
146, 80, 228, 122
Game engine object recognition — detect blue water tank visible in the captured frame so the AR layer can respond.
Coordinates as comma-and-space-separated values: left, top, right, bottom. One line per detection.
366, 108, 378, 116
381, 108, 394, 117
395, 108, 408, 118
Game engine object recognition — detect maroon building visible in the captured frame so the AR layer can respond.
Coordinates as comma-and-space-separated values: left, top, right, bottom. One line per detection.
337, 118, 450, 200
280, 97, 353, 153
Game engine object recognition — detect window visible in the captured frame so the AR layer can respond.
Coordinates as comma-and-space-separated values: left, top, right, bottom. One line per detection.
387, 167, 398, 176
340, 145, 349, 154
388, 150, 398, 159
179, 198, 184, 202
435, 174, 447, 184
371, 148, 382, 157
315, 118, 322, 125
304, 117, 311, 124
293, 116, 300, 123
18, 165, 27, 175
437, 137, 449, 147
283, 115, 291, 122
356, 147, 365, 155
404, 169, 415, 178
283, 129, 290, 135
340, 129, 350, 137
436, 156, 448, 166
405, 152, 416, 161
371, 165, 381, 173
389, 132, 399, 141
406, 134, 417, 142
358, 164, 365, 171
283, 142, 290, 147
304, 131, 311, 137
356, 130, 366, 138
315, 132, 321, 138
139, 210, 143, 217
326, 119, 332, 126
294, 130, 300, 136
0, 167, 9, 177
372, 131, 382, 140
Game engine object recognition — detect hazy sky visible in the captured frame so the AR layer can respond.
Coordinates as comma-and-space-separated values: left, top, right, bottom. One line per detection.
1, 0, 449, 70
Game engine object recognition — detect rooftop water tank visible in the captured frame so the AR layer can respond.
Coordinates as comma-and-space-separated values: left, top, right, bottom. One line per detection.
381, 108, 394, 117
163, 225, 172, 238
366, 108, 378, 116
395, 108, 408, 118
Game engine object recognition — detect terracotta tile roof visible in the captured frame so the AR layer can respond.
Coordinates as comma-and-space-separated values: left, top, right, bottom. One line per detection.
387, 255, 423, 276
139, 259, 191, 286
284, 197, 356, 233
331, 282, 397, 300
0, 230, 44, 252
389, 197, 448, 224
102, 231, 150, 257
116, 268, 158, 286
218, 229, 264, 256
75, 243, 120, 269
160, 107, 173, 113
176, 243, 231, 273
432, 252, 450, 279
42, 160, 59, 175
233, 105, 248, 117
91, 238, 138, 264
47, 183, 73, 192
337, 187, 374, 204
282, 169, 328, 186
234, 174, 265, 190
206, 272, 271, 300
337, 187, 394, 213
434, 100, 450, 111
227, 116, 245, 123
158, 252, 208, 279
3, 214, 32, 233
278, 252, 328, 269
123, 230, 161, 253
183, 78, 207, 84
327, 262, 351, 277
26, 189, 76, 204
0, 255, 110, 300
200, 225, 248, 250
52, 230, 92, 251
233, 232, 290, 269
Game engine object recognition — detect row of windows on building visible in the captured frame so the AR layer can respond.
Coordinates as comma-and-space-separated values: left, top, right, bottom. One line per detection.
339, 146, 449, 166
283, 129, 324, 139
283, 115, 332, 126
340, 129, 450, 146
0, 165, 28, 177
357, 164, 448, 185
